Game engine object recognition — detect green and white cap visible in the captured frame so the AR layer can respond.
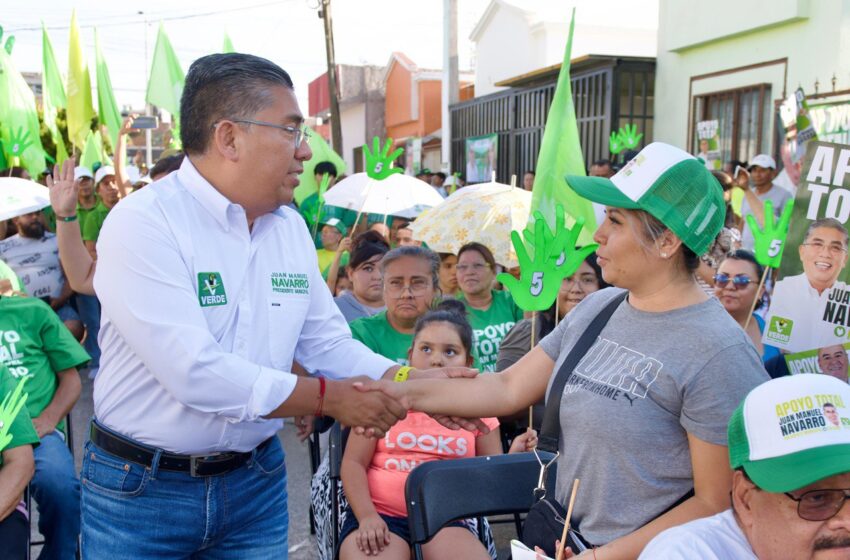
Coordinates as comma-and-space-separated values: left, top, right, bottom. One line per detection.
728, 374, 850, 493
566, 142, 725, 255
321, 217, 347, 236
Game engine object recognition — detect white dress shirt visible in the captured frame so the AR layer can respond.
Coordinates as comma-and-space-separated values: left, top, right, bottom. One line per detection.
93, 158, 395, 454
763, 273, 849, 352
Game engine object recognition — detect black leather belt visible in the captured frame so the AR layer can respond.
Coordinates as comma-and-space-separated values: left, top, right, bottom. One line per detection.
90, 421, 272, 477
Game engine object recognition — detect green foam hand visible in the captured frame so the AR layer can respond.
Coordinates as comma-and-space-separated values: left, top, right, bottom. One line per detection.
313, 173, 331, 224
4, 35, 13, 55
0, 377, 28, 452
7, 127, 34, 157
365, 137, 404, 181
609, 130, 626, 155
746, 199, 795, 269
619, 123, 643, 149
498, 219, 562, 312
523, 205, 599, 278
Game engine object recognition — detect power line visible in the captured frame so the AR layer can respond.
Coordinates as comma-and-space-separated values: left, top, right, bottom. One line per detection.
6, 1, 292, 32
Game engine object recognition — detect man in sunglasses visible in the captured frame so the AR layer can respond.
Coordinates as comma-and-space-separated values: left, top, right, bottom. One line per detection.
640, 374, 850, 559
765, 218, 850, 352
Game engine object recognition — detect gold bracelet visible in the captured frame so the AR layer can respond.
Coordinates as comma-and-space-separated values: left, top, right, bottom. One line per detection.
393, 366, 412, 382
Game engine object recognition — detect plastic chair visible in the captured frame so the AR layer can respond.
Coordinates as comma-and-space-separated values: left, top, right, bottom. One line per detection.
405, 451, 556, 560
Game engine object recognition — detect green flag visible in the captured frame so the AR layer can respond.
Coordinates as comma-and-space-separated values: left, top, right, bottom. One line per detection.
223, 32, 235, 54
528, 8, 596, 245
66, 10, 95, 150
294, 127, 347, 205
146, 23, 184, 117
41, 24, 68, 165
95, 29, 122, 151
0, 39, 46, 176
80, 130, 103, 170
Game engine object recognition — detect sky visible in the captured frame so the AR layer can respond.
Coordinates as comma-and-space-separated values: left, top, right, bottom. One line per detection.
3, 0, 491, 115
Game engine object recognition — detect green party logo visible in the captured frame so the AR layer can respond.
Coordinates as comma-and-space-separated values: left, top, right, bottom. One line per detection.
767, 316, 793, 343
198, 272, 227, 307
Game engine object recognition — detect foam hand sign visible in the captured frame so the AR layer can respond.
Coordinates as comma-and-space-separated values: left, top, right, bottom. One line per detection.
365, 136, 404, 181
523, 205, 599, 278
746, 199, 795, 269
0, 377, 28, 452
619, 123, 643, 149
609, 131, 626, 155
498, 219, 562, 311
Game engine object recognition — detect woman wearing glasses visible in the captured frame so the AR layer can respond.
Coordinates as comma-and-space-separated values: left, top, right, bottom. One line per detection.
713, 250, 781, 363
455, 243, 523, 372
349, 246, 442, 364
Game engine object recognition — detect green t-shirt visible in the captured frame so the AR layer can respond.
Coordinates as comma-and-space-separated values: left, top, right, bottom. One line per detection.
0, 365, 39, 465
81, 201, 111, 243
0, 296, 90, 432
459, 290, 524, 372
349, 311, 412, 365
321, 252, 349, 281
77, 199, 100, 235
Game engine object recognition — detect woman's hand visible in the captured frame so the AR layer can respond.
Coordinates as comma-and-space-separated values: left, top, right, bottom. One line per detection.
356, 514, 391, 556
509, 427, 538, 453
46, 158, 78, 218
294, 415, 314, 442
337, 237, 352, 254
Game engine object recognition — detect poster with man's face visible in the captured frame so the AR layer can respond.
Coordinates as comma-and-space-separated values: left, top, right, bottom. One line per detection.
464, 134, 498, 183
764, 141, 850, 354
785, 343, 850, 382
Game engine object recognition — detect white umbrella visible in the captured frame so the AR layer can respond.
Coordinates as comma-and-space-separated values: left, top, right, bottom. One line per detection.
323, 172, 445, 219
0, 177, 50, 221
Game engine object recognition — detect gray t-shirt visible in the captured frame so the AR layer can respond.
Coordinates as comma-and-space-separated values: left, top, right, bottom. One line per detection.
740, 184, 793, 250
334, 291, 385, 323
538, 288, 768, 545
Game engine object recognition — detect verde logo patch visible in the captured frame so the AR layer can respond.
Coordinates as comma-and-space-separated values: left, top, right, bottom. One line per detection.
198, 272, 227, 307
271, 272, 310, 295
767, 316, 793, 343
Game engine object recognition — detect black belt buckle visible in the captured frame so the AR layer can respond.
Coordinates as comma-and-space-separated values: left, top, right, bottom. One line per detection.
190, 453, 224, 477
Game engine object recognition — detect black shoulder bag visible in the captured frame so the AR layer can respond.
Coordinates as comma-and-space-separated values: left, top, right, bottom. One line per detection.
521, 291, 694, 555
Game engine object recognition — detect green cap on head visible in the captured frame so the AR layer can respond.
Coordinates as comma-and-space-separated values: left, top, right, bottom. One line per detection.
321, 217, 347, 236
728, 374, 850, 493
566, 142, 725, 255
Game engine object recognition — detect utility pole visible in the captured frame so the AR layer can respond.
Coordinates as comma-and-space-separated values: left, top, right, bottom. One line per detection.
441, 0, 458, 173
140, 11, 152, 169
320, 0, 343, 153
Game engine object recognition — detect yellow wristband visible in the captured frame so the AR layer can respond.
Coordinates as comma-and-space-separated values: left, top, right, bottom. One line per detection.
394, 366, 412, 383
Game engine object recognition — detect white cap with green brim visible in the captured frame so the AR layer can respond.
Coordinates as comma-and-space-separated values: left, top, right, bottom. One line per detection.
566, 142, 726, 255
728, 374, 850, 493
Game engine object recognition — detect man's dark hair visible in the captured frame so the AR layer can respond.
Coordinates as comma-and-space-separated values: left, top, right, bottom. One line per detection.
180, 53, 294, 155
805, 218, 849, 247
150, 153, 185, 180
592, 159, 613, 169
314, 161, 338, 178
525, 170, 535, 176
434, 172, 447, 181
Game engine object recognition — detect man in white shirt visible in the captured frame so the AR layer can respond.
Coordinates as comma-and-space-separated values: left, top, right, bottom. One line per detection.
739, 154, 794, 251
764, 218, 849, 352
641, 374, 850, 559
77, 52, 474, 559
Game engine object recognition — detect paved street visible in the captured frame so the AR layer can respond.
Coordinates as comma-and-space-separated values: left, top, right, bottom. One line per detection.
31, 373, 515, 558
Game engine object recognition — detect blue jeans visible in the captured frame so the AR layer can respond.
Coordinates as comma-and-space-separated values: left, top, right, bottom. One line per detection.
81, 431, 288, 559
31, 431, 81, 560
75, 294, 101, 368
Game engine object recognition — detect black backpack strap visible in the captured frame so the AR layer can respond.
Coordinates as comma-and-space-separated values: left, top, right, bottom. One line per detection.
537, 292, 627, 453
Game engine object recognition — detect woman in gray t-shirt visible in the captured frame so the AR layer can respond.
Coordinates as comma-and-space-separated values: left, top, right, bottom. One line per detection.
372, 143, 769, 558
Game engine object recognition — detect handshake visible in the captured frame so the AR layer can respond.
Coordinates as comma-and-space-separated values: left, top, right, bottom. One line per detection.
321, 367, 486, 438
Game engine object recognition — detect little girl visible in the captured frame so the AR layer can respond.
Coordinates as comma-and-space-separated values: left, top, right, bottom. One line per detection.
340, 300, 537, 559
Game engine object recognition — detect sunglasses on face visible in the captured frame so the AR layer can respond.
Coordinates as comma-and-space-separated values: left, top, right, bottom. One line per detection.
713, 273, 753, 289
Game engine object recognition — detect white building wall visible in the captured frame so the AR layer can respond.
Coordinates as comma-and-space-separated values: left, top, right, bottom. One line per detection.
654, 0, 850, 154
340, 103, 367, 173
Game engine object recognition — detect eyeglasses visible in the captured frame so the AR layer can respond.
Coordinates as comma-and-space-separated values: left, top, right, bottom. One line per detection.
220, 119, 309, 149
784, 488, 850, 521
385, 279, 431, 297
801, 241, 848, 256
456, 263, 489, 273
713, 273, 753, 289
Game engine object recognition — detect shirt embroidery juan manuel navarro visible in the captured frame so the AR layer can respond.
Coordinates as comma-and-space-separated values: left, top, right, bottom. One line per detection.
198, 272, 227, 307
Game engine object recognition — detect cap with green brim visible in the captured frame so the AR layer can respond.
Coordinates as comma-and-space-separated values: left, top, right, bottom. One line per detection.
566, 142, 726, 255
321, 217, 347, 236
728, 374, 850, 493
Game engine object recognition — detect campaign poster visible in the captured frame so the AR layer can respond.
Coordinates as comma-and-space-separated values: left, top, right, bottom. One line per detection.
763, 141, 850, 354
405, 137, 422, 176
465, 134, 498, 183
785, 343, 850, 382
695, 120, 722, 170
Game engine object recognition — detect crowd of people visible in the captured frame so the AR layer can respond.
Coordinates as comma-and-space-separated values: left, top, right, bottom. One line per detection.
0, 51, 848, 560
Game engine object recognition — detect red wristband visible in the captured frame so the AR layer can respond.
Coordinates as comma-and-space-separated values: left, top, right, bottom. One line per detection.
315, 377, 326, 417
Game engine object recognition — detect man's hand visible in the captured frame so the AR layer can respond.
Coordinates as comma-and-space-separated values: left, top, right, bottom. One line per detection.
294, 415, 315, 442
408, 366, 491, 433
120, 114, 140, 136
46, 157, 78, 218
31, 414, 56, 439
364, 137, 404, 181
324, 378, 407, 438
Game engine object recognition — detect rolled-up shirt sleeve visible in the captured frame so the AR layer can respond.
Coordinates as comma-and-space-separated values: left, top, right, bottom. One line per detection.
293, 241, 396, 380
95, 204, 295, 422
